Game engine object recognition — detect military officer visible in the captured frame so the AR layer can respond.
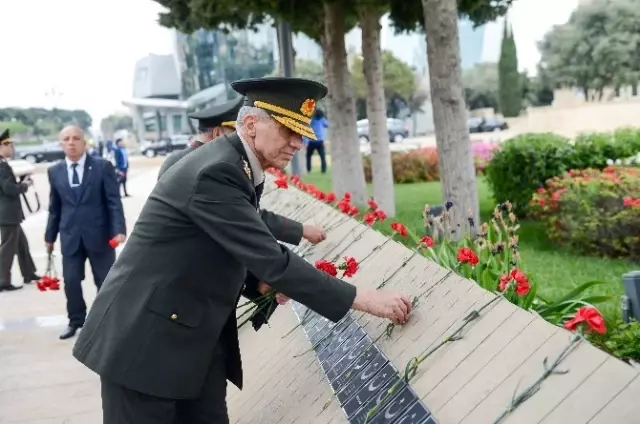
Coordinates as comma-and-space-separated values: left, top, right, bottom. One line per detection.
73, 77, 412, 424
158, 95, 324, 249
158, 96, 244, 178
0, 129, 40, 292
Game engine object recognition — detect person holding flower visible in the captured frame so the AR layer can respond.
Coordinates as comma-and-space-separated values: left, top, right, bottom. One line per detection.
72, 77, 412, 424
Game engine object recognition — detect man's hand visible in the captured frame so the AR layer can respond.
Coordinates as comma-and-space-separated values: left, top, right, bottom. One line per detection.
24, 177, 34, 187
45, 242, 54, 253
302, 225, 327, 244
352, 289, 412, 325
114, 234, 126, 244
257, 282, 290, 305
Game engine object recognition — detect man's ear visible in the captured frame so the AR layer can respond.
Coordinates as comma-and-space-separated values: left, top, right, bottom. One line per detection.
211, 127, 222, 138
243, 115, 258, 138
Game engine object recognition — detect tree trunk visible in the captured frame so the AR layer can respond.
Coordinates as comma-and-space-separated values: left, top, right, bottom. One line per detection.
423, 0, 479, 237
321, 2, 368, 205
359, 6, 396, 216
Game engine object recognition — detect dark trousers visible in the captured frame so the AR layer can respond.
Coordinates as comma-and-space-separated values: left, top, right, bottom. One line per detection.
101, 342, 229, 424
117, 169, 128, 196
63, 240, 115, 327
0, 225, 36, 287
306, 140, 327, 173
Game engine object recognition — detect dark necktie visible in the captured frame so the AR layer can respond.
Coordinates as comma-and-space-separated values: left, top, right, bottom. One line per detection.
255, 181, 264, 205
71, 163, 80, 186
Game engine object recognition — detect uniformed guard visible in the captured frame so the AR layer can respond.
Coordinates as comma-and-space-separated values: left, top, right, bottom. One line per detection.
73, 77, 412, 424
0, 129, 40, 292
157, 96, 244, 178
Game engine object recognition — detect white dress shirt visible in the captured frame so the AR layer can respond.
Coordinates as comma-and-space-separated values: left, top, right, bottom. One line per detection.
65, 153, 87, 187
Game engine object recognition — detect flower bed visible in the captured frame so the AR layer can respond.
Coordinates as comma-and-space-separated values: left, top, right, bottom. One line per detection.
530, 166, 640, 260
362, 141, 499, 184
485, 128, 640, 215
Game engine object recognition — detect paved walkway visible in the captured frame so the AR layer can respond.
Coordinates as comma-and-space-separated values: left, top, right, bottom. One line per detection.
0, 167, 159, 424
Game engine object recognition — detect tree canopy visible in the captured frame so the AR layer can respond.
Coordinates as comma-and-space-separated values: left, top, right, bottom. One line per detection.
351, 50, 415, 105
0, 107, 92, 138
100, 114, 134, 138
539, 0, 640, 99
154, 0, 356, 42
388, 0, 515, 33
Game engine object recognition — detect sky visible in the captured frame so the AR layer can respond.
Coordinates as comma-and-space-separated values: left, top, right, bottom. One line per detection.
0, 0, 578, 129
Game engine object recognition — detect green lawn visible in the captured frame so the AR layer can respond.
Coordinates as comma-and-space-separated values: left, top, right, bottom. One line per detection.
302, 169, 639, 320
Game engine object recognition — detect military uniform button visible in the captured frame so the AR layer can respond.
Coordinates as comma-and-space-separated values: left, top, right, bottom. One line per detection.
170, 313, 178, 320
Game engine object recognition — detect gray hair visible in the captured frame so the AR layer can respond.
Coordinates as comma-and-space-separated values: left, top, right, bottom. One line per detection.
235, 106, 270, 128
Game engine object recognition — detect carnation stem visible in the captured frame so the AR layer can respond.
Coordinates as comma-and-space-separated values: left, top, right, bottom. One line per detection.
364, 293, 503, 423
491, 333, 582, 424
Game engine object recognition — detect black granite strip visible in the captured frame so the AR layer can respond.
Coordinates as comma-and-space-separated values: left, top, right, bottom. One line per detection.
291, 301, 435, 424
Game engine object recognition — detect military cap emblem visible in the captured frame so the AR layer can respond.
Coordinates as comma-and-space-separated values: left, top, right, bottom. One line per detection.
230, 77, 328, 141
300, 99, 316, 117
242, 160, 252, 181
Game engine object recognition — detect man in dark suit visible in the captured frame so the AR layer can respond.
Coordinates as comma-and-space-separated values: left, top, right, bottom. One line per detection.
45, 125, 126, 340
159, 96, 326, 249
158, 96, 244, 177
73, 77, 412, 424
0, 129, 39, 292
113, 138, 130, 197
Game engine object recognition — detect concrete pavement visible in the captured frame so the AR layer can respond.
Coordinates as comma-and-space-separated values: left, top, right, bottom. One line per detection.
0, 165, 160, 424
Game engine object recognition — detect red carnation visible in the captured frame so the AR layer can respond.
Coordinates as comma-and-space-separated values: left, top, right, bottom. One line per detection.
498, 268, 530, 296
367, 198, 378, 210
374, 209, 387, 222
456, 247, 479, 266
564, 307, 606, 334
339, 257, 359, 278
109, 238, 120, 249
390, 222, 408, 237
337, 200, 351, 214
419, 236, 435, 248
326, 192, 336, 203
315, 259, 337, 277
274, 178, 288, 189
363, 212, 377, 226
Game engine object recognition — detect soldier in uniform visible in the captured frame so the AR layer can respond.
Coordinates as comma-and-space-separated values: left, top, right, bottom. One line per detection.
0, 129, 40, 292
159, 95, 326, 262
158, 96, 244, 177
73, 77, 412, 424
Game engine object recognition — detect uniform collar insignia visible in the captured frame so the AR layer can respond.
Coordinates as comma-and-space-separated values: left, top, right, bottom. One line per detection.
242, 159, 252, 181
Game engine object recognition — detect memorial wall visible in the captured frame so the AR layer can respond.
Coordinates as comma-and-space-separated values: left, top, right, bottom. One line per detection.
229, 177, 640, 424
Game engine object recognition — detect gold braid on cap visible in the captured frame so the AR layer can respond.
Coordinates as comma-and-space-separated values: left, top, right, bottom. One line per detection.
253, 101, 312, 124
272, 116, 316, 140
221, 121, 236, 128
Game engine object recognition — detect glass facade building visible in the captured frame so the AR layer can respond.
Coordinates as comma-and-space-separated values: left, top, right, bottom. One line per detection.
458, 19, 486, 70
174, 26, 277, 109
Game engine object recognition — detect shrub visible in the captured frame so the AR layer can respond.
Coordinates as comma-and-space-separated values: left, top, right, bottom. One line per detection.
485, 133, 572, 214
589, 319, 640, 364
485, 129, 640, 215
530, 166, 640, 259
363, 143, 495, 184
363, 148, 440, 184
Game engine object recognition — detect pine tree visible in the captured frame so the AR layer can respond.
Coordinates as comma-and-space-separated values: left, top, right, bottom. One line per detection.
498, 18, 521, 117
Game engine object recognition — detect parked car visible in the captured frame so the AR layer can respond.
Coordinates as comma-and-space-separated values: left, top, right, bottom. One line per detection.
357, 118, 410, 143
467, 117, 509, 133
140, 135, 191, 158
15, 142, 65, 164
